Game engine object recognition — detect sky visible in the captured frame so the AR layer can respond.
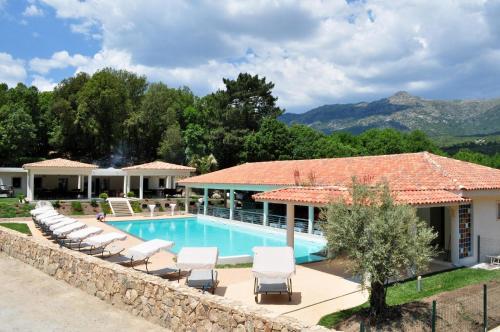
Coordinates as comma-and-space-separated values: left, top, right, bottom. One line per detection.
1, 0, 500, 113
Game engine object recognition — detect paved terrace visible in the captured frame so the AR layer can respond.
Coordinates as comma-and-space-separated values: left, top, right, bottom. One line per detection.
16, 213, 368, 326
10, 213, 454, 325
0, 252, 166, 332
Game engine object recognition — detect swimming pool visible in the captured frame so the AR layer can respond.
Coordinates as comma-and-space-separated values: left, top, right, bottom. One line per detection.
108, 216, 326, 264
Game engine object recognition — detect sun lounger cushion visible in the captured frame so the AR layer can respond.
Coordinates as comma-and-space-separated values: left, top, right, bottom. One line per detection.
30, 206, 53, 216
176, 247, 218, 270
125, 239, 174, 260
42, 216, 71, 226
49, 219, 77, 231
252, 247, 295, 279
52, 222, 86, 237
35, 210, 59, 221
66, 227, 103, 241
83, 232, 127, 247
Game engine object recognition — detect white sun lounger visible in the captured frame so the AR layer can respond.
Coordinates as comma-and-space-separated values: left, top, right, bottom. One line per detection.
180, 247, 219, 294
49, 219, 77, 231
61, 226, 103, 248
107, 239, 174, 272
30, 205, 54, 217
79, 232, 127, 257
42, 216, 71, 227
38, 214, 65, 224
35, 210, 59, 222
52, 222, 86, 238
252, 246, 295, 302
34, 200, 53, 209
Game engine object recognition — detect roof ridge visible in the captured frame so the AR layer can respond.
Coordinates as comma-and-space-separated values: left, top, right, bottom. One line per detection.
422, 152, 463, 190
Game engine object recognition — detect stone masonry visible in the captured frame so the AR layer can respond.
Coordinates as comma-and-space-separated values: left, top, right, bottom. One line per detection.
0, 227, 331, 331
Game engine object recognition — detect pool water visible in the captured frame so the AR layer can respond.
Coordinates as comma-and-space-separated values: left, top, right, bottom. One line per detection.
108, 217, 326, 263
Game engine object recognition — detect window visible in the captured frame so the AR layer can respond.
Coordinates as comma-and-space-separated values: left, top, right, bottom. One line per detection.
497, 201, 500, 220
159, 178, 165, 188
12, 177, 21, 188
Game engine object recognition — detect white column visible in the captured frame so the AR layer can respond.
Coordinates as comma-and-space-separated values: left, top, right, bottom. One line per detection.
172, 176, 176, 188
203, 187, 208, 215
27, 171, 34, 201
308, 206, 314, 234
77, 175, 82, 190
449, 205, 460, 265
87, 174, 92, 199
286, 203, 295, 248
167, 176, 172, 189
263, 201, 269, 226
229, 189, 235, 220
122, 176, 127, 197
126, 175, 130, 194
184, 187, 190, 213
139, 175, 144, 199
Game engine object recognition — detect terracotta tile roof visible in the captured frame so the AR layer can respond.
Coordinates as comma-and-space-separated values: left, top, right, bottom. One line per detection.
252, 187, 471, 206
179, 152, 500, 191
23, 158, 98, 169
122, 160, 195, 171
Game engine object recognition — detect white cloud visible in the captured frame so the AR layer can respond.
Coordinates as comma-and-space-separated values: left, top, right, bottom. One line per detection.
37, 0, 500, 110
23, 4, 44, 17
31, 75, 56, 91
0, 53, 27, 87
29, 51, 90, 74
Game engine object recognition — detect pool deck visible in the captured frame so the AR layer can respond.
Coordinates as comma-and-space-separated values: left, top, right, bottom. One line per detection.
10, 214, 367, 325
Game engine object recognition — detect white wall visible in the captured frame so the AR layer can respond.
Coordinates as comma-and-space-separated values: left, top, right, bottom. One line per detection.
0, 172, 27, 196
468, 196, 500, 264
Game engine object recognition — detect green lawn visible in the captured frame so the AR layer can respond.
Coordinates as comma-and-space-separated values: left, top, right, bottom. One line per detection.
319, 268, 500, 328
0, 199, 34, 218
0, 223, 32, 235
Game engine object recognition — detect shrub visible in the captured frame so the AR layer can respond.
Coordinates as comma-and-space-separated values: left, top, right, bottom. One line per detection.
127, 191, 135, 198
90, 199, 98, 207
99, 192, 108, 200
100, 202, 112, 214
177, 200, 185, 210
17, 194, 25, 203
53, 200, 61, 208
130, 201, 142, 213
71, 201, 84, 215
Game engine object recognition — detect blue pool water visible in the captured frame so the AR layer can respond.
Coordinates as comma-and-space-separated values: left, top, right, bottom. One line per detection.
108, 217, 326, 263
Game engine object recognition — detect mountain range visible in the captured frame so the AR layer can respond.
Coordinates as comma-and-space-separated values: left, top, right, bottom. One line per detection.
280, 92, 500, 138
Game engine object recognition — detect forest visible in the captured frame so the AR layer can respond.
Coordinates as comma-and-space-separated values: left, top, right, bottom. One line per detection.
0, 68, 498, 171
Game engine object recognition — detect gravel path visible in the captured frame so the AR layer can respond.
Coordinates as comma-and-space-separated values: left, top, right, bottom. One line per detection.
0, 252, 167, 332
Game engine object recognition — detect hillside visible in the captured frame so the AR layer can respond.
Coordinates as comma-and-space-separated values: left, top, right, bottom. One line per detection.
280, 92, 500, 137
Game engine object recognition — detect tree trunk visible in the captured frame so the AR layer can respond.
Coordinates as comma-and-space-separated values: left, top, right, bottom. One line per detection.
369, 281, 386, 318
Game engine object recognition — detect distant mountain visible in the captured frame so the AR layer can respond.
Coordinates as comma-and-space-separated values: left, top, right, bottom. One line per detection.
280, 92, 500, 137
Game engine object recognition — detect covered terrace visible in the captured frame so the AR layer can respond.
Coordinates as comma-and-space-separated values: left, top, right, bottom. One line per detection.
178, 152, 486, 266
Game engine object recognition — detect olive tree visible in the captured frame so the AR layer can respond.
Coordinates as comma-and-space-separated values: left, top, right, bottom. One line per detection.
321, 179, 437, 318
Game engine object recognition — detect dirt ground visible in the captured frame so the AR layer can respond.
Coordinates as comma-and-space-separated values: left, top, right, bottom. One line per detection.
337, 280, 500, 332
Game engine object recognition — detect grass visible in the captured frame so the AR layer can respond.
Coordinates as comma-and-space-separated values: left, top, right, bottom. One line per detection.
0, 223, 32, 235
216, 263, 253, 269
319, 268, 500, 328
0, 198, 34, 218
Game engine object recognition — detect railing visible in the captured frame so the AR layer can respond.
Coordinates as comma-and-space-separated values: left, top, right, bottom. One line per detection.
196, 205, 324, 235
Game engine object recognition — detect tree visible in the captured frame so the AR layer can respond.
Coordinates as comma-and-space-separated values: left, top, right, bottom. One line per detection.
321, 179, 437, 318
157, 123, 185, 164
242, 117, 292, 162
188, 154, 218, 174
0, 105, 36, 165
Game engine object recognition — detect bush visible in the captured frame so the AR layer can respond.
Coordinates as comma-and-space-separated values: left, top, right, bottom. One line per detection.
71, 201, 84, 215
90, 199, 98, 207
130, 201, 142, 213
127, 191, 135, 198
53, 200, 61, 208
17, 194, 25, 203
99, 192, 108, 200
100, 202, 112, 214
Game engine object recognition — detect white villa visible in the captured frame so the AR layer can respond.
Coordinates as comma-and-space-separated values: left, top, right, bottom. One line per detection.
0, 158, 195, 201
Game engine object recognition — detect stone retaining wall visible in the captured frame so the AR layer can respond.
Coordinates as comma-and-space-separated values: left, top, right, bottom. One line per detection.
0, 227, 330, 331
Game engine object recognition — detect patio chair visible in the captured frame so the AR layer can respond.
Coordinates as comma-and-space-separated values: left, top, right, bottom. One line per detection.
252, 246, 295, 303
486, 255, 500, 265
34, 210, 59, 222
30, 205, 54, 218
60, 226, 103, 248
78, 232, 127, 257
48, 219, 78, 232
181, 247, 219, 294
107, 239, 174, 272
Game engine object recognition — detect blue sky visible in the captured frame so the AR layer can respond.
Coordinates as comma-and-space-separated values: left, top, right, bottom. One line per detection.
1, 0, 500, 113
